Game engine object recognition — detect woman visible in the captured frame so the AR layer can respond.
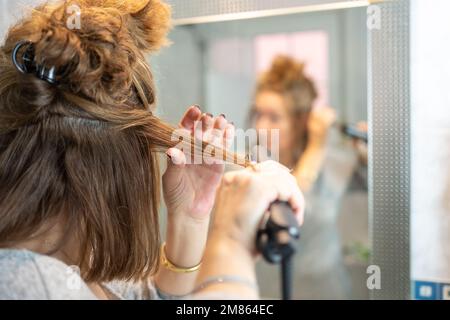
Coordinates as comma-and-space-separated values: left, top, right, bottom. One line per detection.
0, 0, 304, 299
251, 55, 336, 192
251, 56, 351, 299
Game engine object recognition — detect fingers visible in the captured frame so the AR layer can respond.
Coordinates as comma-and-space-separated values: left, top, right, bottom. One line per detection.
166, 147, 187, 167
179, 105, 202, 130
357, 121, 368, 132
194, 113, 214, 141
224, 123, 235, 149
174, 106, 238, 167
217, 161, 305, 254
226, 161, 305, 225
202, 113, 215, 131
252, 160, 290, 173
252, 161, 304, 223
210, 115, 228, 147
311, 106, 337, 127
289, 184, 305, 225
265, 171, 301, 214
190, 110, 234, 148
176, 106, 238, 167
213, 114, 228, 130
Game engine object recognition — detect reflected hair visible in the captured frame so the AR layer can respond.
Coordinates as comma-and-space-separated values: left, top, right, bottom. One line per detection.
252, 55, 318, 164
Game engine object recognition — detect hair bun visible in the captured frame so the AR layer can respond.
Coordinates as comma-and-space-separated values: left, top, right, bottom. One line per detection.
265, 55, 307, 89
257, 55, 318, 114
81, 0, 172, 52
2, 0, 172, 110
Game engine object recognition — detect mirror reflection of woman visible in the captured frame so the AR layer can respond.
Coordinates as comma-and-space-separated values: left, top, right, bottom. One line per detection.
251, 56, 351, 299
251, 56, 336, 192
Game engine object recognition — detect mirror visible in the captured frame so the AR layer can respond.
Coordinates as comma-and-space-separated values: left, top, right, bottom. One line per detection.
153, 6, 370, 299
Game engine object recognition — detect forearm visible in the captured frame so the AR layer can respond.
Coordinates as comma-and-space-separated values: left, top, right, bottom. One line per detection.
294, 139, 327, 192
193, 230, 259, 299
154, 214, 210, 296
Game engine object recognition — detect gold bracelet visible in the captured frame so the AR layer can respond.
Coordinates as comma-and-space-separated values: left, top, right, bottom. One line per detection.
160, 243, 202, 273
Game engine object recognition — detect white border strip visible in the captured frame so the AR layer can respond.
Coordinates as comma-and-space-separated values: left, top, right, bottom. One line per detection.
172, 0, 376, 26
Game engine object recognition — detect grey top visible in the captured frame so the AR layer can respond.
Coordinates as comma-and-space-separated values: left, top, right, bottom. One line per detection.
0, 249, 160, 300
0, 249, 235, 300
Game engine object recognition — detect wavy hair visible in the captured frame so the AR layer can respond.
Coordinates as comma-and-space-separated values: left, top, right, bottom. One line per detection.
0, 0, 246, 282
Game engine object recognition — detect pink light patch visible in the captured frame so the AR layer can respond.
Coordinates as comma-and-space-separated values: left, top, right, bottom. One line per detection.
254, 31, 330, 109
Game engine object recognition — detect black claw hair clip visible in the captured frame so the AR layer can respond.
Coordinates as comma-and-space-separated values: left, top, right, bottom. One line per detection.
12, 40, 58, 85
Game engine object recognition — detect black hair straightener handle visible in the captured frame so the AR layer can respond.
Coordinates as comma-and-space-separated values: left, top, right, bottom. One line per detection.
339, 124, 368, 143
256, 201, 300, 300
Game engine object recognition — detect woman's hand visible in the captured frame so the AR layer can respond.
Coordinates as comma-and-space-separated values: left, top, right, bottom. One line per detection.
194, 161, 305, 298
162, 105, 235, 221
293, 106, 336, 192
353, 122, 368, 165
211, 161, 305, 252
156, 106, 235, 297
307, 106, 336, 146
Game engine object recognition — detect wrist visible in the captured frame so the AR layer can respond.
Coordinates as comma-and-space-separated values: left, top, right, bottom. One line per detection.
307, 135, 327, 149
167, 210, 211, 227
209, 222, 257, 257
165, 213, 210, 268
194, 229, 259, 299
167, 205, 212, 224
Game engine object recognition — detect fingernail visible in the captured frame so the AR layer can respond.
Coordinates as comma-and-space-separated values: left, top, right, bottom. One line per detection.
230, 121, 235, 126
206, 113, 214, 118
220, 114, 226, 119
193, 105, 201, 111
166, 151, 172, 160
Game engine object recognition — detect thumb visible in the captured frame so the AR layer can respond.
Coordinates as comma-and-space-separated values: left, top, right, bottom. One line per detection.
166, 147, 187, 168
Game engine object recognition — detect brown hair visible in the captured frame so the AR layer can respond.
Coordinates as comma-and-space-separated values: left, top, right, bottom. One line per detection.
254, 55, 318, 165
0, 0, 246, 283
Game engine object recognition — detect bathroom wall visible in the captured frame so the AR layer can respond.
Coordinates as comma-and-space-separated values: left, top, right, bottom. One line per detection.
411, 0, 450, 300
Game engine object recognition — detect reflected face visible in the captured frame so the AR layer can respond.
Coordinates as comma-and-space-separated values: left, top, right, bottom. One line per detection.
253, 90, 292, 153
